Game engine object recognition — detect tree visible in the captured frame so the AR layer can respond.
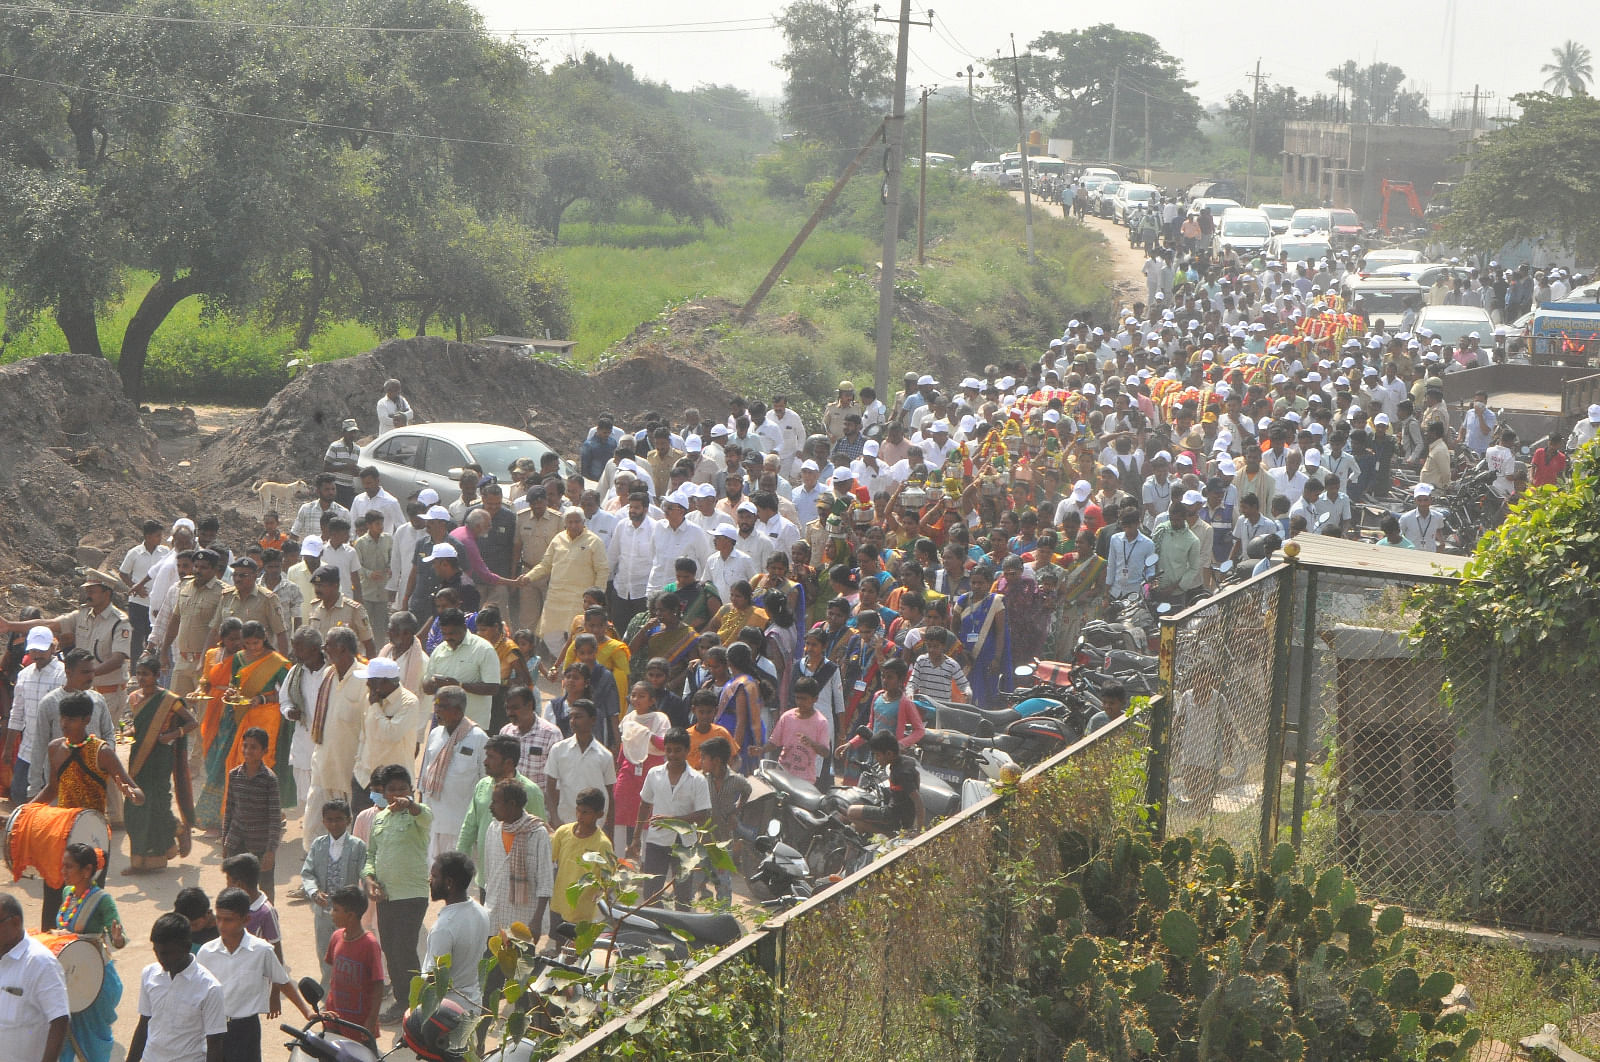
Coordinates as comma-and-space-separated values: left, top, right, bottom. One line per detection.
1222, 83, 1318, 155
1441, 91, 1600, 263
1542, 40, 1594, 96
775, 0, 893, 152
1326, 61, 1430, 124
1002, 24, 1202, 161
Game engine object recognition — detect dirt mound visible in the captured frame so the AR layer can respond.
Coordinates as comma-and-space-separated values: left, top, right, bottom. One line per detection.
190, 335, 731, 505
0, 355, 191, 608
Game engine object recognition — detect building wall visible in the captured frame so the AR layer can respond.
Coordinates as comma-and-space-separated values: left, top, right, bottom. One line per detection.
1280, 121, 1473, 223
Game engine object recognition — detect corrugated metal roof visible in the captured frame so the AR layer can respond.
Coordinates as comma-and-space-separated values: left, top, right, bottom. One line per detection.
1274, 534, 1467, 581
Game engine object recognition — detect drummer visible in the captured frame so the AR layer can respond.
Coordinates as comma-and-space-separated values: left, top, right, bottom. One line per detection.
36, 692, 144, 929
0, 569, 131, 725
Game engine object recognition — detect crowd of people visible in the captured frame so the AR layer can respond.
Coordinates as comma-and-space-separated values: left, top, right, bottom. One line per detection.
0, 245, 1589, 1058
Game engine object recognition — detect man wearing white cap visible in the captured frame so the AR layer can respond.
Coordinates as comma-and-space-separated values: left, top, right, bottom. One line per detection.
644, 489, 711, 596
1399, 484, 1444, 553
6, 627, 62, 804
352, 656, 425, 801
921, 421, 958, 470
851, 441, 896, 497
1570, 403, 1600, 449
1053, 480, 1102, 533
703, 524, 757, 604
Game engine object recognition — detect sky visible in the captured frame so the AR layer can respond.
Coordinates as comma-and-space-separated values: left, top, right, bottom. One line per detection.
472, 0, 1586, 122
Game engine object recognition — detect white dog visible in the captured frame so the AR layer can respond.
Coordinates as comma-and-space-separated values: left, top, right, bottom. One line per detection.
252, 478, 309, 521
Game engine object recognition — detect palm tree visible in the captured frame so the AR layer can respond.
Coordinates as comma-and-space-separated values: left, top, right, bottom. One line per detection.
1541, 40, 1594, 96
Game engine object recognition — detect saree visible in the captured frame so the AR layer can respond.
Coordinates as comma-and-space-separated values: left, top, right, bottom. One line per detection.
194, 650, 289, 828
1045, 553, 1106, 659
957, 591, 1013, 708
715, 605, 767, 646
57, 886, 123, 1062
196, 647, 234, 759
715, 674, 765, 771
123, 688, 192, 861
999, 573, 1051, 666
637, 620, 699, 687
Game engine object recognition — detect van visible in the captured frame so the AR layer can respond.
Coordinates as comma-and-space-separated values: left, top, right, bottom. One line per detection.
1212, 208, 1273, 255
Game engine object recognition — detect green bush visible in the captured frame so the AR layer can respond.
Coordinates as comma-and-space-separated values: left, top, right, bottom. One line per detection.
974, 829, 1476, 1062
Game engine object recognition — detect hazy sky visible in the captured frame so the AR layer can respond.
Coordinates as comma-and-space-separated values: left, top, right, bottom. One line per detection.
474, 0, 1585, 120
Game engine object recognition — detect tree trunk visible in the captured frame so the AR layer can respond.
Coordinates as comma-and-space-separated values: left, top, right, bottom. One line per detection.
294, 248, 330, 350
56, 292, 103, 358
119, 274, 207, 405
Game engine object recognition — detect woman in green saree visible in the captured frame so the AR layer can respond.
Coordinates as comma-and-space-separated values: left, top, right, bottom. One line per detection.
194, 620, 290, 830
123, 656, 198, 873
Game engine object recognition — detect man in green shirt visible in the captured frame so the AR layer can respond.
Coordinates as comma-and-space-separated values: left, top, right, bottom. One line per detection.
421, 610, 502, 729
456, 735, 546, 893
352, 511, 393, 640
362, 763, 433, 1025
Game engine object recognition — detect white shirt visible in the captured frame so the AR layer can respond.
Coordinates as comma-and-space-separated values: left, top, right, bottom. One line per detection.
418, 721, 487, 836
119, 542, 171, 607
281, 664, 326, 770
354, 686, 426, 784
137, 958, 228, 1062
546, 736, 619, 823
9, 659, 64, 763
319, 542, 362, 601
0, 934, 70, 1062
1485, 443, 1516, 497
197, 931, 288, 1019
582, 507, 620, 550
389, 521, 425, 596
350, 488, 406, 535
704, 548, 758, 604
645, 520, 711, 595
606, 515, 659, 599
425, 899, 491, 1002
146, 551, 182, 628
1399, 507, 1442, 553
762, 408, 807, 460
638, 763, 712, 846
1267, 467, 1308, 501
760, 513, 802, 559
734, 529, 773, 570
376, 393, 413, 428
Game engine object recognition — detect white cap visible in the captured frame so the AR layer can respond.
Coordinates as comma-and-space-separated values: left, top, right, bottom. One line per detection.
1212, 434, 1232, 452
832, 467, 855, 483
665, 490, 691, 509
423, 542, 459, 562
863, 440, 880, 456
685, 436, 703, 453
357, 657, 402, 680
1468, 331, 1480, 340
930, 420, 950, 433
417, 488, 440, 506
1219, 457, 1238, 476
1304, 449, 1323, 468
961, 377, 982, 389
172, 518, 196, 533
1175, 454, 1195, 467
1414, 483, 1434, 497
695, 482, 718, 499
959, 415, 978, 434
1308, 422, 1326, 436
425, 505, 452, 522
917, 374, 937, 386
736, 499, 758, 515
713, 523, 738, 539
1588, 403, 1600, 423
1042, 409, 1061, 423
998, 376, 1016, 390
1306, 372, 1322, 383
1373, 413, 1391, 426
801, 459, 820, 472
1070, 480, 1091, 502
1082, 382, 1097, 396
1284, 411, 1302, 424
710, 424, 731, 438
1152, 450, 1172, 463
24, 626, 53, 653
1272, 373, 1288, 385
1181, 489, 1204, 506
300, 535, 324, 557
1244, 354, 1261, 366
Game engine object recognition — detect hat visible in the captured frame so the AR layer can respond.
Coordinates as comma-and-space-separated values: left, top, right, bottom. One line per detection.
1181, 489, 1204, 506
417, 488, 440, 506
1304, 449, 1323, 468
709, 424, 731, 438
1042, 409, 1061, 424
172, 517, 196, 534
424, 505, 451, 522
695, 482, 717, 499
1284, 411, 1302, 424
930, 420, 950, 433
1082, 382, 1097, 395
917, 374, 937, 386
832, 467, 855, 483
423, 543, 459, 563
1373, 413, 1391, 426
1468, 331, 1480, 340
664, 490, 691, 510
736, 499, 758, 515
800, 459, 820, 472
341, 418, 359, 432
79, 568, 121, 592
960, 377, 982, 389
838, 379, 856, 391
959, 415, 978, 434
310, 564, 342, 584
713, 523, 738, 540
229, 557, 260, 572
300, 535, 325, 556
685, 436, 703, 453
1307, 422, 1326, 436
358, 657, 402, 681
1175, 454, 1195, 468
1219, 457, 1238, 477
1070, 480, 1091, 502
1413, 483, 1434, 498
24, 626, 53, 653
1588, 403, 1600, 424
862, 440, 881, 457
1151, 450, 1172, 464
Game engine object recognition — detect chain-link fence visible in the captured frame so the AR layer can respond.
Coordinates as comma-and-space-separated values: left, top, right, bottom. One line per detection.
1157, 554, 1600, 937
546, 712, 1150, 1061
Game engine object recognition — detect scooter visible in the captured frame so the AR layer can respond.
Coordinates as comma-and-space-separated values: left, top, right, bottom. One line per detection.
737, 817, 821, 909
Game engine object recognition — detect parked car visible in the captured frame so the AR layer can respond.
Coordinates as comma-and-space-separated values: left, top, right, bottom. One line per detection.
1326, 207, 1364, 247
1340, 276, 1426, 327
1287, 208, 1331, 237
1360, 248, 1424, 271
969, 161, 1003, 183
1416, 304, 1495, 348
1268, 234, 1333, 266
1374, 263, 1475, 289
1188, 197, 1241, 221
359, 422, 574, 505
1212, 208, 1273, 255
1257, 203, 1295, 234
1186, 179, 1243, 202
1113, 183, 1160, 225
1092, 181, 1125, 217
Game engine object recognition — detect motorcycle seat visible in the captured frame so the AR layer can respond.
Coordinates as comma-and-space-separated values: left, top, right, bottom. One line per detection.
936, 703, 1021, 734
636, 906, 743, 947
759, 763, 826, 812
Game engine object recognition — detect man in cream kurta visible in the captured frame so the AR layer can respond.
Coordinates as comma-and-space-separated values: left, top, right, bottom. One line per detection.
304, 627, 368, 843
353, 657, 426, 785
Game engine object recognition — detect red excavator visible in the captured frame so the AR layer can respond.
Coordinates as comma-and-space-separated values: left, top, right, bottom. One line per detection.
1379, 179, 1424, 234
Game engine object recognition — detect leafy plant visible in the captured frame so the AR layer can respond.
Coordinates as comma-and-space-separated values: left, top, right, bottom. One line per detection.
974, 828, 1475, 1062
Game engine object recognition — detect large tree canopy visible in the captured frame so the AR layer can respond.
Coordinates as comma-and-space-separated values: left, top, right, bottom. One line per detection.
775, 0, 893, 153
1002, 25, 1202, 160
1443, 92, 1600, 262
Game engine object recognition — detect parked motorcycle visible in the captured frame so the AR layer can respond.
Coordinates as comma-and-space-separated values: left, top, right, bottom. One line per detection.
737, 818, 821, 909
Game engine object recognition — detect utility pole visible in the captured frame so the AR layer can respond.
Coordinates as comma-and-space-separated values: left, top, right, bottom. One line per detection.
871, 0, 929, 401
1245, 59, 1267, 203
957, 64, 988, 154
1142, 89, 1150, 177
1009, 34, 1036, 264
917, 86, 932, 266
1108, 66, 1120, 163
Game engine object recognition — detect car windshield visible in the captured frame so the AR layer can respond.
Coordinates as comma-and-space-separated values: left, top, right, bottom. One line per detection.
1261, 205, 1293, 220
1330, 210, 1360, 227
1421, 315, 1490, 345
1224, 220, 1271, 236
466, 438, 555, 478
1290, 215, 1327, 231
1127, 188, 1155, 201
1279, 243, 1330, 263
1350, 289, 1419, 316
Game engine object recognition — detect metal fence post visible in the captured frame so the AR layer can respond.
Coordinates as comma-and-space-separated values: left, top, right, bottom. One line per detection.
1468, 643, 1500, 910
1259, 562, 1297, 855
755, 922, 784, 1055
1143, 693, 1172, 842
1289, 568, 1319, 847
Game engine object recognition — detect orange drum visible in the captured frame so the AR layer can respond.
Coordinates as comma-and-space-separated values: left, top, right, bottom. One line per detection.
4, 805, 110, 889
32, 930, 106, 1012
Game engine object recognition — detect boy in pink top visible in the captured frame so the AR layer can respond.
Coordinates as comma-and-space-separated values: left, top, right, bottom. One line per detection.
763, 677, 832, 783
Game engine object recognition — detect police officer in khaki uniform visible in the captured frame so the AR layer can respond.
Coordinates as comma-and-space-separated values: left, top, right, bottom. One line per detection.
210, 556, 289, 654
305, 564, 377, 657
1, 568, 132, 723
514, 484, 563, 635
155, 547, 227, 696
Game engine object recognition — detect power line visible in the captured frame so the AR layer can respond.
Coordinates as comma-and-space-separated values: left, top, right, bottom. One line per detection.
931, 14, 983, 60
0, 3, 776, 36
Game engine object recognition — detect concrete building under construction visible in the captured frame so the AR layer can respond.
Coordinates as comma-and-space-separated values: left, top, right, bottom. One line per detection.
1280, 121, 1478, 225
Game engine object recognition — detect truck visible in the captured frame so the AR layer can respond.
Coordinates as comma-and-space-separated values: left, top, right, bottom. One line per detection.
1528, 301, 1600, 364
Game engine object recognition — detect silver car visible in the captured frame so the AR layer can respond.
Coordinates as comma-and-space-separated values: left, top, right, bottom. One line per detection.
358, 422, 572, 504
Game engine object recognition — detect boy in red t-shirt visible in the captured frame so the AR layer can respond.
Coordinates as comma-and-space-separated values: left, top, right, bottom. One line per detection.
323, 885, 384, 1036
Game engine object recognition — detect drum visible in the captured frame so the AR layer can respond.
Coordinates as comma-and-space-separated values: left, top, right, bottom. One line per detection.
31, 930, 105, 1013
5, 805, 110, 888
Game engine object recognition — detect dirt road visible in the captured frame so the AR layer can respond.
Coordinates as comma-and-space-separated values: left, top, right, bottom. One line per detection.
1010, 190, 1148, 313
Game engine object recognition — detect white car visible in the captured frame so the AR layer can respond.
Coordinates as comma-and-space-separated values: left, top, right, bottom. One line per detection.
359, 422, 574, 505
969, 162, 1003, 184
1113, 183, 1160, 225
1269, 235, 1333, 268
1341, 276, 1426, 326
1189, 197, 1240, 220
1257, 203, 1294, 234
1287, 208, 1331, 237
1360, 248, 1423, 271
1212, 208, 1273, 255
1416, 304, 1495, 349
